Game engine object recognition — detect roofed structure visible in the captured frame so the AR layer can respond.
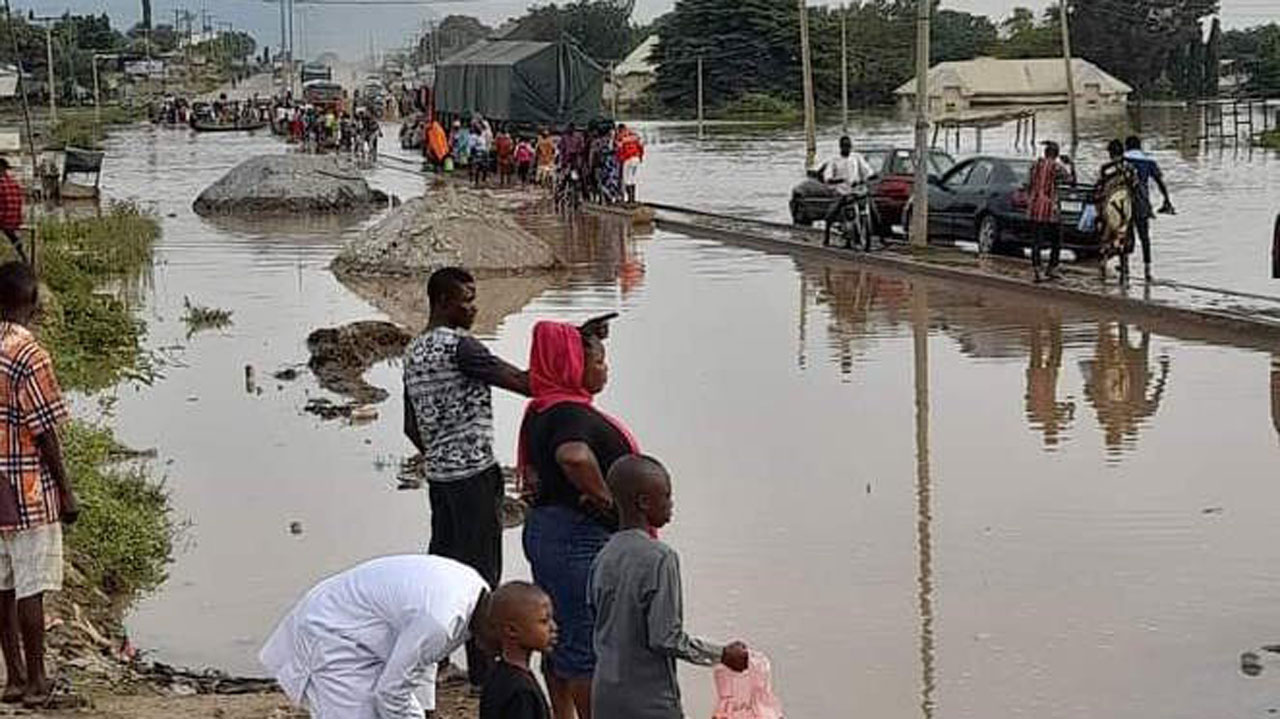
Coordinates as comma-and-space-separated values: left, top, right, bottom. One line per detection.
895, 57, 1132, 115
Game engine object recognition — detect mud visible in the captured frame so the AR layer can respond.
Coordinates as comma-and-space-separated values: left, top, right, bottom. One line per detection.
337, 273, 556, 338
305, 321, 411, 403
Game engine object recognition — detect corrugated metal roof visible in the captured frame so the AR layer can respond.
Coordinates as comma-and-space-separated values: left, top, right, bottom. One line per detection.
439, 40, 552, 67
895, 57, 1133, 97
615, 35, 658, 77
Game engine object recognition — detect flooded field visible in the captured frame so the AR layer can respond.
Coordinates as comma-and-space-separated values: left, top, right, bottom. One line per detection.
91, 121, 1280, 719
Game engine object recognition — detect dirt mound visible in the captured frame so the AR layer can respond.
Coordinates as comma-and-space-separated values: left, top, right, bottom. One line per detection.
330, 186, 557, 277
306, 320, 411, 402
193, 154, 390, 215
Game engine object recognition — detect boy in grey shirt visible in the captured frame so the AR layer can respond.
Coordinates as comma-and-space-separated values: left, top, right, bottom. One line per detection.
588, 455, 749, 719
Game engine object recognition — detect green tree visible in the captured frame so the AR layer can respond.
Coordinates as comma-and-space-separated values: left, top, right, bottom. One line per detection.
508, 2, 634, 65
1071, 0, 1219, 97
417, 15, 491, 63
1204, 17, 1221, 97
992, 5, 1061, 59
932, 9, 998, 63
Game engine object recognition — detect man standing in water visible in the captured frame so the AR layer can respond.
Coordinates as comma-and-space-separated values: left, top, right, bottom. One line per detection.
1124, 135, 1175, 283
403, 267, 530, 691
1027, 141, 1075, 283
0, 262, 76, 708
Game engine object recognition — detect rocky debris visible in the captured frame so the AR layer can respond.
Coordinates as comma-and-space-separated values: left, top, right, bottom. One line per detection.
306, 321, 411, 403
338, 273, 554, 339
330, 187, 558, 277
398, 456, 528, 527
193, 154, 390, 216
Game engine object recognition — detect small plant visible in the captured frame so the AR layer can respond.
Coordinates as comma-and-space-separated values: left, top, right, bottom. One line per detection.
181, 297, 234, 337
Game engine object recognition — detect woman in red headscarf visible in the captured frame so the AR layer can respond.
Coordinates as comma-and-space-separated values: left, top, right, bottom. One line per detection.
519, 318, 637, 719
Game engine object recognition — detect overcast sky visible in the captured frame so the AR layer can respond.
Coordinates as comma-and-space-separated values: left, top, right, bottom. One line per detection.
10, 0, 1276, 58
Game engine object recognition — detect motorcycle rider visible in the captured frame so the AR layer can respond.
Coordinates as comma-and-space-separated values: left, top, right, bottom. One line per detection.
820, 136, 875, 249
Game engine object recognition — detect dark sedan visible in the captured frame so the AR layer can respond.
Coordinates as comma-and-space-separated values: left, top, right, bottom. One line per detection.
789, 148, 956, 232
902, 156, 1097, 256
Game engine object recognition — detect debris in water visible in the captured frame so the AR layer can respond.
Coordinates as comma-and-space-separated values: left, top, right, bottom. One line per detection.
1243, 651, 1263, 676
304, 398, 357, 420
1263, 644, 1280, 655
182, 297, 234, 337
306, 321, 411, 403
273, 367, 300, 381
349, 405, 379, 423
245, 364, 256, 394
289, 521, 303, 536
1202, 506, 1224, 515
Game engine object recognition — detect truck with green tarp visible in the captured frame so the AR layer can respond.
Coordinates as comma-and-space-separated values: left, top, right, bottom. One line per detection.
434, 40, 604, 127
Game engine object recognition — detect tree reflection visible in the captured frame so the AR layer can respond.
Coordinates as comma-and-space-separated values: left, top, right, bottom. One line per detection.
1079, 323, 1171, 453
1025, 314, 1075, 448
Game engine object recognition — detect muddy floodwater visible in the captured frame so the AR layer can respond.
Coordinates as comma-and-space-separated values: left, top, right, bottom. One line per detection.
94, 119, 1280, 719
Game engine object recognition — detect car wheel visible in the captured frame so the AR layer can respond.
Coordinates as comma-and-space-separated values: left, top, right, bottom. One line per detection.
977, 214, 1001, 256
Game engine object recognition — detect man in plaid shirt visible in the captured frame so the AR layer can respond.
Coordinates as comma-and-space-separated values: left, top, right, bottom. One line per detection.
0, 160, 25, 264
0, 262, 76, 707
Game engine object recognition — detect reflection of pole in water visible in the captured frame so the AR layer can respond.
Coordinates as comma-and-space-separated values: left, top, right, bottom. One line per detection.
911, 284, 936, 719
1271, 356, 1279, 443
798, 271, 808, 370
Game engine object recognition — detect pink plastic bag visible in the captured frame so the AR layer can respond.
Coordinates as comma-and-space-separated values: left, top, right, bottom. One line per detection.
712, 651, 784, 719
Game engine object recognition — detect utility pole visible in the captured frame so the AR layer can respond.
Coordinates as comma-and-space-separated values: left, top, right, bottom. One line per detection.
1059, 0, 1078, 158
798, 0, 816, 169
841, 3, 849, 134
909, 0, 930, 247
44, 23, 55, 125
696, 55, 704, 138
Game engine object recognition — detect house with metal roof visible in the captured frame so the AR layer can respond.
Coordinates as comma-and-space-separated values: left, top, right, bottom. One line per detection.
895, 57, 1132, 115
607, 35, 658, 107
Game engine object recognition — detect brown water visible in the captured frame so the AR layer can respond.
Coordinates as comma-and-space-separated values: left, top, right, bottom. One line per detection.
95, 121, 1280, 719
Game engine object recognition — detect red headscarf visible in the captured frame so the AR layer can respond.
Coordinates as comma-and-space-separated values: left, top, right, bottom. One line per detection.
516, 321, 639, 483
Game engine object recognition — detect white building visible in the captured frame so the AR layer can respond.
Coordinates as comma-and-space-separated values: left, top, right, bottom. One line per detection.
895, 57, 1132, 115
606, 35, 658, 108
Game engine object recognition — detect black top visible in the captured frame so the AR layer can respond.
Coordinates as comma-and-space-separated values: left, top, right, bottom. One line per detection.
480, 661, 550, 719
524, 403, 632, 510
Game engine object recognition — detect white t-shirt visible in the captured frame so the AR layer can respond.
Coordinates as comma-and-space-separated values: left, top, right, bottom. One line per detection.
826, 152, 874, 193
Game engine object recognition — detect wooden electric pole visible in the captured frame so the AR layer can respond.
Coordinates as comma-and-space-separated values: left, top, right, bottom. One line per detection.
1060, 0, 1078, 158
841, 4, 849, 133
799, 0, 816, 169
909, 0, 930, 247
696, 55, 704, 138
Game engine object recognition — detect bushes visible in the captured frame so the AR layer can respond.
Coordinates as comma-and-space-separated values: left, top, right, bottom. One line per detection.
61, 423, 173, 600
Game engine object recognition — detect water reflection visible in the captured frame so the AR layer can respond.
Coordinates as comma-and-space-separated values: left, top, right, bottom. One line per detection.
1272, 356, 1280, 442
911, 285, 936, 719
1025, 314, 1075, 449
1079, 323, 1171, 455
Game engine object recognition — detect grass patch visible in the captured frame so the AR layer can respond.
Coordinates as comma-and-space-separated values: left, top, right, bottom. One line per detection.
48, 106, 148, 150
36, 201, 160, 392
1259, 129, 1280, 150
62, 422, 173, 601
181, 297, 233, 337
709, 93, 802, 122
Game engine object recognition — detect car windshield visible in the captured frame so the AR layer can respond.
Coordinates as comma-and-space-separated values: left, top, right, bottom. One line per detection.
862, 150, 890, 173
888, 150, 956, 176
1007, 160, 1033, 184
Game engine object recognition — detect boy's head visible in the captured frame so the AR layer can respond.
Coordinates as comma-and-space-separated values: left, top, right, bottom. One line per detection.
1125, 135, 1142, 152
0, 261, 38, 324
608, 454, 674, 530
490, 581, 556, 653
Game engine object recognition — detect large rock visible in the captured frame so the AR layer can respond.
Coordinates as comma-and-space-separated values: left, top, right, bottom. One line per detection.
330, 186, 558, 277
193, 154, 389, 215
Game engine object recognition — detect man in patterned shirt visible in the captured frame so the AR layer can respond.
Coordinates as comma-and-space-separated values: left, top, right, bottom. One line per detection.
0, 262, 76, 707
403, 266, 529, 690
1027, 141, 1075, 283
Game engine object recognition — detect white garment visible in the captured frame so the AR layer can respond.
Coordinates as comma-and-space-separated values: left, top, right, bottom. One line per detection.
622, 157, 640, 186
825, 152, 874, 194
259, 555, 488, 719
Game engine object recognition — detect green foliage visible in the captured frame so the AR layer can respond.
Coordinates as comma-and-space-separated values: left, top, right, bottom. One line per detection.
932, 9, 998, 63
991, 6, 1061, 59
1259, 129, 1280, 149
181, 297, 233, 337
1222, 23, 1280, 96
36, 202, 160, 392
509, 2, 634, 65
62, 421, 173, 600
417, 15, 493, 63
1072, 0, 1219, 98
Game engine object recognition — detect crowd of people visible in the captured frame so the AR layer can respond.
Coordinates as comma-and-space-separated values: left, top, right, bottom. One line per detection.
421, 114, 646, 207
274, 103, 383, 160
259, 267, 746, 719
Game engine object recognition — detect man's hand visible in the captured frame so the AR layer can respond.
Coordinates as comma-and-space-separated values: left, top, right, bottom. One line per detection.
721, 642, 749, 672
59, 488, 80, 526
579, 491, 614, 515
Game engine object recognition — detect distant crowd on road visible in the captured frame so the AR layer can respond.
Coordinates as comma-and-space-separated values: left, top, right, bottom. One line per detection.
415, 112, 646, 210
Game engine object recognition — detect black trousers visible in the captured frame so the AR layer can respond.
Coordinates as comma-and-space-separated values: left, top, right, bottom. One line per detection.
1031, 221, 1061, 270
1133, 214, 1152, 265
428, 464, 503, 685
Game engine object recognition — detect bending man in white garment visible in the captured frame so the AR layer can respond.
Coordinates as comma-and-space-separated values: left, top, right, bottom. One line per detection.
260, 555, 492, 719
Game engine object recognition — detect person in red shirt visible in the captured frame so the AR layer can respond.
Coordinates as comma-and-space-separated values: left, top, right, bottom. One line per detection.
1026, 141, 1074, 283
0, 160, 25, 264
616, 124, 645, 205
495, 128, 515, 187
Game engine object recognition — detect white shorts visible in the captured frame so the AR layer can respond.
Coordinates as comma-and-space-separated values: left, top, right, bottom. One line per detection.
0, 523, 63, 599
623, 158, 640, 186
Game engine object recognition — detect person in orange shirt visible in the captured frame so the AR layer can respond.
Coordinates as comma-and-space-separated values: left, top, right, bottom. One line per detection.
616, 124, 644, 205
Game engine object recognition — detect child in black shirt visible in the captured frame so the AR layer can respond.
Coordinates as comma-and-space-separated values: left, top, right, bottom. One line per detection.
480, 582, 556, 719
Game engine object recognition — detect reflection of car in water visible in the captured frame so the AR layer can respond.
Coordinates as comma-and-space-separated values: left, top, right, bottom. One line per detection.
789, 148, 955, 233
902, 156, 1098, 256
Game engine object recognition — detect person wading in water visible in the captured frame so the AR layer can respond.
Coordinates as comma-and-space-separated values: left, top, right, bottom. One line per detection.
1027, 141, 1075, 283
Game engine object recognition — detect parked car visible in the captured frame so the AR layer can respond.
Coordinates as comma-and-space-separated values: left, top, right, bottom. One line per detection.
901, 155, 1097, 256
789, 147, 956, 231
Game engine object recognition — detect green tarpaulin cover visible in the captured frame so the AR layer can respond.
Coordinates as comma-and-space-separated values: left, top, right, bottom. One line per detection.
435, 40, 604, 126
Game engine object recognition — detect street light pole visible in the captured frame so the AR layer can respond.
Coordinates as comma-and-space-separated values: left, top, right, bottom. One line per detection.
44, 23, 55, 125
798, 0, 816, 169
841, 3, 848, 134
909, 0, 930, 247
1060, 0, 1079, 158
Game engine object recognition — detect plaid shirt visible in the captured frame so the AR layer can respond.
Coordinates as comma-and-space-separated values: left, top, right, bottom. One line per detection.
0, 323, 69, 531
0, 174, 22, 231
1027, 158, 1072, 223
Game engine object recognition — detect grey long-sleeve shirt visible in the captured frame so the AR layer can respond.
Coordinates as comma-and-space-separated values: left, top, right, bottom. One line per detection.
589, 529, 723, 719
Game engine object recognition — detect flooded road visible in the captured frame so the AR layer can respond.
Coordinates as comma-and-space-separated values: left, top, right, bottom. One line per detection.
95, 122, 1280, 719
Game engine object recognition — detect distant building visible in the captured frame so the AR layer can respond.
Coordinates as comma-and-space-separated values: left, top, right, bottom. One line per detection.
606, 35, 658, 108
895, 57, 1132, 115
